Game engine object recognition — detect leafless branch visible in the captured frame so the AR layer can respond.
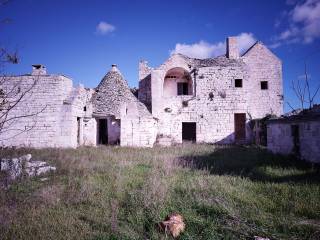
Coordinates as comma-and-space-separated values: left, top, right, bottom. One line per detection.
290, 62, 319, 110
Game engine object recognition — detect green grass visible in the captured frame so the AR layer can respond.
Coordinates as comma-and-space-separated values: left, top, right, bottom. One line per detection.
0, 144, 319, 239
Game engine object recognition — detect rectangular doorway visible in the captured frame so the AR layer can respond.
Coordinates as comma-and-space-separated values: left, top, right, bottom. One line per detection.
77, 117, 80, 145
291, 124, 300, 156
182, 122, 196, 142
98, 119, 108, 145
234, 113, 246, 141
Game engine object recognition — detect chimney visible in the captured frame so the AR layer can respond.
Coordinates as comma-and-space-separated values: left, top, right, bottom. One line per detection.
111, 64, 119, 72
32, 64, 47, 75
226, 37, 239, 59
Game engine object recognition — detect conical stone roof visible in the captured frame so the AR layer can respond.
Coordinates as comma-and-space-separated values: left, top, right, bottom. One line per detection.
91, 64, 150, 118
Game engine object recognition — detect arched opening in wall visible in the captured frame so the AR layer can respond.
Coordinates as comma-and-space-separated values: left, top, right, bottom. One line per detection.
163, 67, 193, 97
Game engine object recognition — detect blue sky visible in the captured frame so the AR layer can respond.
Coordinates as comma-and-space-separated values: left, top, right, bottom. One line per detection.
1, 0, 320, 113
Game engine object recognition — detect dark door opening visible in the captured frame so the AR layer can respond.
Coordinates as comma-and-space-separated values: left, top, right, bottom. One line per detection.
182, 122, 196, 142
234, 113, 246, 141
98, 119, 108, 145
77, 117, 80, 145
291, 124, 300, 157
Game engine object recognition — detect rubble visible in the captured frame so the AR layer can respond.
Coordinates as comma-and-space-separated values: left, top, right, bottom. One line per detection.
0, 154, 56, 180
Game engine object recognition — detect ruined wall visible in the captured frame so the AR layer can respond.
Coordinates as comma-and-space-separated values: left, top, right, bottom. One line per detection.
0, 74, 75, 148
267, 120, 320, 163
138, 61, 152, 112
63, 85, 95, 147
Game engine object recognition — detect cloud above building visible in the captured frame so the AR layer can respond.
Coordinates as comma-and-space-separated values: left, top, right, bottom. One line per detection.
170, 32, 257, 59
96, 21, 115, 35
271, 0, 320, 48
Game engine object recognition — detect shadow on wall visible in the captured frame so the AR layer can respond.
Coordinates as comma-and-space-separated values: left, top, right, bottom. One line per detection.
178, 146, 320, 184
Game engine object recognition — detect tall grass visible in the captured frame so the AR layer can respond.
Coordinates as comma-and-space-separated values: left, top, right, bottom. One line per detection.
0, 144, 319, 239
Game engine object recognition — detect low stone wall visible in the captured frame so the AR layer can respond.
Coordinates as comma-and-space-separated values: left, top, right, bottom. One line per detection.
267, 120, 320, 163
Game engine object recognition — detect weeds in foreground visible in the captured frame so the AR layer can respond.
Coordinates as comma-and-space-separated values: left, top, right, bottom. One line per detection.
0, 145, 319, 239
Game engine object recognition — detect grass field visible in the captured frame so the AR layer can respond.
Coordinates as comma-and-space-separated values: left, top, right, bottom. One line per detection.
0, 144, 319, 239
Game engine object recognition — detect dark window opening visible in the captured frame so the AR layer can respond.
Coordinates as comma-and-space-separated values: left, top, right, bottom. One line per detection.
261, 81, 268, 90
182, 122, 196, 142
83, 106, 87, 112
98, 119, 108, 145
235, 79, 242, 88
177, 82, 188, 95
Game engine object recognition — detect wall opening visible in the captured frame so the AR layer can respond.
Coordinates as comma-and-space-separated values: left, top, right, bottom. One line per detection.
291, 124, 300, 157
177, 82, 188, 95
163, 67, 192, 97
261, 81, 268, 90
182, 122, 196, 142
235, 79, 243, 88
77, 117, 81, 145
234, 113, 246, 141
98, 119, 108, 145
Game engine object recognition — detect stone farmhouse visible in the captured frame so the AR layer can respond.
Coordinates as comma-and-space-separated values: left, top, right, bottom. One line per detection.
267, 105, 320, 163
0, 37, 283, 148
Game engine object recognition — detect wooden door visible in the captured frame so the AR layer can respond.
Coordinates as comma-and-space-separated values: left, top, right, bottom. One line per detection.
234, 113, 246, 141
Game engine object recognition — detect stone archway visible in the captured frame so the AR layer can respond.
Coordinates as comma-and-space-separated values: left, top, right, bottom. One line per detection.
163, 67, 193, 97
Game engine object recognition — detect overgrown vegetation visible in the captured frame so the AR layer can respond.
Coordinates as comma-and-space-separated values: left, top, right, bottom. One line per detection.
0, 145, 319, 239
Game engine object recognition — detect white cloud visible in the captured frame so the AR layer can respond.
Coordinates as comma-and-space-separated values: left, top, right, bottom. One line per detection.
272, 0, 320, 47
170, 32, 257, 59
96, 21, 115, 35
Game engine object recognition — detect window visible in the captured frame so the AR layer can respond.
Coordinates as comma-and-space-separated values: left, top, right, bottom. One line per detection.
261, 81, 268, 90
235, 79, 242, 88
177, 82, 188, 95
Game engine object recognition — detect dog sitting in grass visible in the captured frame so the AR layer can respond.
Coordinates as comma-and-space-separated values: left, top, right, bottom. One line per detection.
159, 213, 185, 238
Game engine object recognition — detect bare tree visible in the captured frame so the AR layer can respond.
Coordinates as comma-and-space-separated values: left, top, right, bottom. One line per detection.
289, 62, 320, 111
0, 6, 46, 140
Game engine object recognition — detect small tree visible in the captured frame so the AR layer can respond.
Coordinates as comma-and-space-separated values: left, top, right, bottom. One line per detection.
288, 63, 320, 111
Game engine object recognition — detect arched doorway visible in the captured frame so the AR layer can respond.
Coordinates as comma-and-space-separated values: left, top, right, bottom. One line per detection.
163, 67, 193, 97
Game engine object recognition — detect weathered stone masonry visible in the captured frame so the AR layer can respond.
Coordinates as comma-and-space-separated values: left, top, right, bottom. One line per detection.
0, 37, 283, 148
139, 38, 283, 145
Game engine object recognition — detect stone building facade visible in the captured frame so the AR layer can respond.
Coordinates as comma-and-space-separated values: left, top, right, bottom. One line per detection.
0, 37, 283, 148
267, 106, 320, 163
139, 37, 283, 145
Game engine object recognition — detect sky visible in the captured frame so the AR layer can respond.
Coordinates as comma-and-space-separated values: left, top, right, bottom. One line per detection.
1, 0, 320, 113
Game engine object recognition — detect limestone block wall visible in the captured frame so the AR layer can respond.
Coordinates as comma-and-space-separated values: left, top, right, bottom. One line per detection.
151, 54, 255, 144
148, 45, 283, 144
300, 121, 320, 163
63, 85, 95, 147
120, 103, 157, 147
242, 42, 283, 117
0, 74, 74, 148
83, 118, 97, 146
267, 123, 294, 155
267, 120, 320, 163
